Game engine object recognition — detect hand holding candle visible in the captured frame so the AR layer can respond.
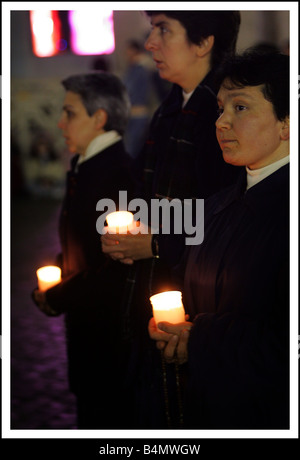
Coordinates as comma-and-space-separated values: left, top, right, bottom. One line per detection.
149, 291, 192, 364
36, 265, 61, 291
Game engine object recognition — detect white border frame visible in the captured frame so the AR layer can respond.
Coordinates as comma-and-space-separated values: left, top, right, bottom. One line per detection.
1, 1, 299, 440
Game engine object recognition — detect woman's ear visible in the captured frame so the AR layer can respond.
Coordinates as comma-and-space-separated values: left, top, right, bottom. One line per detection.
280, 116, 290, 141
94, 109, 108, 131
196, 35, 214, 57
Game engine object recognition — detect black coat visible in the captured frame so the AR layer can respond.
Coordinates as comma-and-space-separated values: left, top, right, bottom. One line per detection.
44, 140, 138, 428
122, 75, 242, 429
182, 165, 290, 429
141, 73, 242, 268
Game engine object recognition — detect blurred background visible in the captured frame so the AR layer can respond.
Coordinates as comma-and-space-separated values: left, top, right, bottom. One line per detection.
7, 8, 289, 431
11, 9, 290, 199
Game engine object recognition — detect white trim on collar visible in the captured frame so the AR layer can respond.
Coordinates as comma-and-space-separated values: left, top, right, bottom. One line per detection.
77, 131, 122, 166
246, 155, 290, 190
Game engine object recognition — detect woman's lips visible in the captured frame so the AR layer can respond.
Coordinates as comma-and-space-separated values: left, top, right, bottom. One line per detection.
219, 139, 236, 146
153, 58, 164, 68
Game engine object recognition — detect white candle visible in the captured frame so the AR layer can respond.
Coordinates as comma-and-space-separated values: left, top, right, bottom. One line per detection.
106, 211, 134, 234
36, 265, 61, 292
150, 290, 185, 325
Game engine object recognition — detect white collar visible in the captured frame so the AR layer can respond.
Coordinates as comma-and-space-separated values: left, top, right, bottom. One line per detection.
77, 131, 122, 166
246, 155, 290, 190
182, 89, 195, 107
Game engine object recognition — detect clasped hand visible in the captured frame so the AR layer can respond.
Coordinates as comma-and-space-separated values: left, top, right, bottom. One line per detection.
32, 289, 59, 316
148, 317, 193, 364
101, 223, 153, 265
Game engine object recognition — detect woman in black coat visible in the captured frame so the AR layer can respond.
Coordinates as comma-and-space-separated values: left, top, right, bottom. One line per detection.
33, 72, 137, 428
149, 51, 290, 429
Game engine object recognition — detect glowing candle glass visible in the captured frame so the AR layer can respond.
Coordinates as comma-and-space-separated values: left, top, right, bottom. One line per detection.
36, 265, 61, 291
106, 211, 134, 233
150, 290, 185, 325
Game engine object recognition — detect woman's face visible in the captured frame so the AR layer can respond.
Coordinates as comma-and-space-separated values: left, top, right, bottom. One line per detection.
144, 14, 206, 92
216, 81, 289, 170
57, 91, 99, 155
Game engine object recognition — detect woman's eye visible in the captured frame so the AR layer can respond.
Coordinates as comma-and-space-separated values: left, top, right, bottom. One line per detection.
217, 107, 224, 116
160, 26, 168, 34
235, 105, 247, 112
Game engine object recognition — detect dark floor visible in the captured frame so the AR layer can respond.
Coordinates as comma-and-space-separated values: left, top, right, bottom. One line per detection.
9, 195, 78, 430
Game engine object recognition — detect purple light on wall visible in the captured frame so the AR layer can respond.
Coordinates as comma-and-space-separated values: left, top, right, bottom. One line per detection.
69, 9, 115, 55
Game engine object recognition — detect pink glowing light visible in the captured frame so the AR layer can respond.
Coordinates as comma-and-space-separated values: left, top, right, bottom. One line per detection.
69, 9, 115, 55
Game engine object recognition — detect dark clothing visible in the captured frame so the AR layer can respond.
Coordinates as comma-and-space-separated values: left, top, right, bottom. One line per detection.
143, 76, 236, 201
58, 141, 135, 278
182, 165, 290, 429
142, 74, 241, 267
124, 75, 242, 428
43, 140, 137, 428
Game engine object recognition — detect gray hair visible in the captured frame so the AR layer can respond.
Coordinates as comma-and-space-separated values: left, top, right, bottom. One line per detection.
61, 72, 131, 136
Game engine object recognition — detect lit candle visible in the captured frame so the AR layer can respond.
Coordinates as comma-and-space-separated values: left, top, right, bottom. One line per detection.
150, 290, 185, 325
36, 265, 61, 292
106, 211, 134, 234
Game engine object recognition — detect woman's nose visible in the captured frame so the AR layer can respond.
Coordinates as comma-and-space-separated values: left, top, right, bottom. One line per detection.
145, 30, 158, 51
57, 116, 65, 130
215, 112, 231, 130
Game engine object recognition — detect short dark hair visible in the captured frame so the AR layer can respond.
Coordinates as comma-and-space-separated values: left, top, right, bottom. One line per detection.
145, 11, 241, 68
61, 72, 131, 135
215, 50, 289, 121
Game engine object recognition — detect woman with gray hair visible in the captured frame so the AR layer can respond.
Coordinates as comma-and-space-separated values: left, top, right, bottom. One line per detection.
60, 72, 131, 137
32, 71, 137, 429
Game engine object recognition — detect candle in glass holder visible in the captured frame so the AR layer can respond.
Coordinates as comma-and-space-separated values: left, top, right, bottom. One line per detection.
106, 211, 134, 233
150, 290, 185, 325
36, 265, 61, 291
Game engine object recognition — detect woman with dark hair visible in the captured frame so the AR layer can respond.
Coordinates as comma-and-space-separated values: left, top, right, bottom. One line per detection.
102, 10, 242, 429
149, 51, 290, 429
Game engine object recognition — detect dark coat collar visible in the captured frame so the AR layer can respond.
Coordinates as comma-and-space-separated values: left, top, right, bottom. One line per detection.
213, 164, 289, 215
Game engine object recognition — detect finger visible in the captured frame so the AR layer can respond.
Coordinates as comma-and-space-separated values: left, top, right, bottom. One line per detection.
104, 251, 125, 259
34, 290, 46, 303
156, 341, 166, 351
148, 317, 157, 334
101, 234, 120, 244
157, 321, 192, 336
148, 318, 172, 342
176, 329, 190, 364
164, 334, 179, 363
101, 242, 121, 253
119, 258, 134, 265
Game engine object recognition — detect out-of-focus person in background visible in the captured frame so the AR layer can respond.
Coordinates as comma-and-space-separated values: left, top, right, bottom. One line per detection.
23, 131, 65, 199
32, 72, 137, 429
123, 39, 154, 159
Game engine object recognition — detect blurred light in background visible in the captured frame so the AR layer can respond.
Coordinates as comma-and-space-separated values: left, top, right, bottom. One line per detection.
30, 9, 115, 57
69, 9, 115, 55
30, 10, 62, 57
